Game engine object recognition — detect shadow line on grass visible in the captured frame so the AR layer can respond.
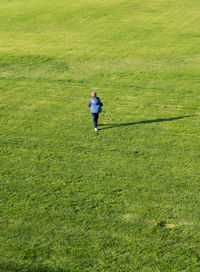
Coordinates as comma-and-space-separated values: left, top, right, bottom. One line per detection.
98, 116, 193, 130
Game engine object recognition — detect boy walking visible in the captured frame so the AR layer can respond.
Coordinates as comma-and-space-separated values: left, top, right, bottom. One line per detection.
88, 92, 103, 131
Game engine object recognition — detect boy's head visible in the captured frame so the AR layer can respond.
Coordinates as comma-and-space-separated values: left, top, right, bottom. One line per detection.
91, 91, 97, 98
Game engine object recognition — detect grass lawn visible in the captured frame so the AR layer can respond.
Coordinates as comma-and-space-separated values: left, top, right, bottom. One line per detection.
0, 0, 200, 271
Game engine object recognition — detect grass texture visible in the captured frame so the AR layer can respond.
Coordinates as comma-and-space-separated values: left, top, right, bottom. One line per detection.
0, 0, 200, 271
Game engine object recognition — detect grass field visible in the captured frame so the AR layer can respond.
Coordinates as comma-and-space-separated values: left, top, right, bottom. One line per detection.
0, 0, 200, 271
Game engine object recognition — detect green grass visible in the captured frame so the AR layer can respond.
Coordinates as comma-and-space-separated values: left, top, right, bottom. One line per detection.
0, 0, 200, 271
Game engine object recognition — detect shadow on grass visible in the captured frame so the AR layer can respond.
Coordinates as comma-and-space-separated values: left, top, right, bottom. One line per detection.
98, 116, 193, 130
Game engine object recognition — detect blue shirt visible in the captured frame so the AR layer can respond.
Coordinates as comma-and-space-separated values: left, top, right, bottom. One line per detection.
88, 97, 103, 113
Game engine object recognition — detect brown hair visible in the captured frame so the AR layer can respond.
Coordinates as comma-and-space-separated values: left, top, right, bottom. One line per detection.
91, 91, 97, 98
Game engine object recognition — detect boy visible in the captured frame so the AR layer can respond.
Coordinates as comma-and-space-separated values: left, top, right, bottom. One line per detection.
88, 92, 103, 131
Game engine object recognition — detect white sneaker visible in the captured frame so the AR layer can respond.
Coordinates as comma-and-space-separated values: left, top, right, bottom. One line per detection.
94, 128, 98, 131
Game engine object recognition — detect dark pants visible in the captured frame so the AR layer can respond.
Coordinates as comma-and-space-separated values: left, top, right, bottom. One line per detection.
91, 113, 99, 128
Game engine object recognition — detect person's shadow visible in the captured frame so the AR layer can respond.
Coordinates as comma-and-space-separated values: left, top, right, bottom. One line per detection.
98, 116, 193, 130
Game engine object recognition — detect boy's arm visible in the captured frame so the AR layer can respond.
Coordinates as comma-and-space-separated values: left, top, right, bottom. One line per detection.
100, 101, 103, 106
88, 100, 91, 107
